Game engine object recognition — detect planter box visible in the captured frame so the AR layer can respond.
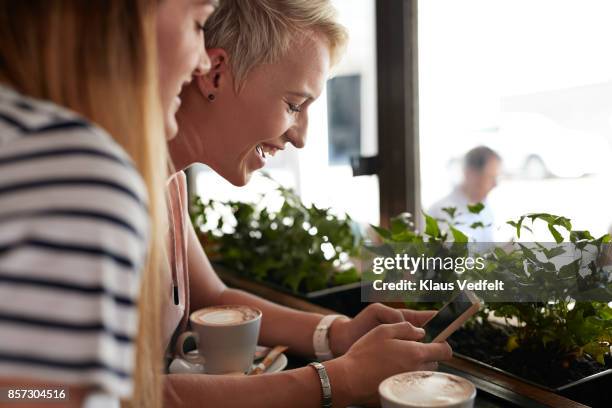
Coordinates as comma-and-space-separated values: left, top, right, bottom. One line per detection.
440, 356, 592, 408
214, 263, 367, 317
448, 321, 612, 407
452, 352, 611, 407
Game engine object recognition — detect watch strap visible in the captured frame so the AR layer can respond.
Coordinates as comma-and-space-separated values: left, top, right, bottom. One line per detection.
309, 361, 332, 408
313, 314, 348, 361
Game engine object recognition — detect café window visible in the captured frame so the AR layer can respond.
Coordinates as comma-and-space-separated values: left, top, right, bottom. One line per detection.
419, 0, 612, 240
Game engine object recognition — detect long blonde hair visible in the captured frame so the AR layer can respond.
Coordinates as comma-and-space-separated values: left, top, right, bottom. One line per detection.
0, 1, 166, 407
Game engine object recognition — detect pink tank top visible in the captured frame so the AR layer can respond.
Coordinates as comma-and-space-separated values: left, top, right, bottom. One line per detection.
161, 171, 190, 353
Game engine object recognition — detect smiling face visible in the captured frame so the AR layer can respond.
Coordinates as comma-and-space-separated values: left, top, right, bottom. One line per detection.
171, 33, 331, 185
156, 0, 215, 138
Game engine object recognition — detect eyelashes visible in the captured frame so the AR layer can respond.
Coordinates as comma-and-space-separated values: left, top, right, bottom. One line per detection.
286, 102, 302, 113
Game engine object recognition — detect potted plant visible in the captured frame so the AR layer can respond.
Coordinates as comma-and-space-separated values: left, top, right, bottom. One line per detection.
190, 175, 365, 315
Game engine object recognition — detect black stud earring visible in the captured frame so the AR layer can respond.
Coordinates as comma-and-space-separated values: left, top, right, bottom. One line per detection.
208, 94, 216, 102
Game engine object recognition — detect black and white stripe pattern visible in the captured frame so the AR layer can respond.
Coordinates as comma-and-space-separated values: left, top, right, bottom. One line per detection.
0, 85, 149, 399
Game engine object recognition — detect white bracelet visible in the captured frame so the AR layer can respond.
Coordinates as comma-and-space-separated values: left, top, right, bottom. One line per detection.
313, 314, 348, 361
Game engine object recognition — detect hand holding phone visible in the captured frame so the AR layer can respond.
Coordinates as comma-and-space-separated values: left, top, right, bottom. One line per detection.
422, 290, 480, 343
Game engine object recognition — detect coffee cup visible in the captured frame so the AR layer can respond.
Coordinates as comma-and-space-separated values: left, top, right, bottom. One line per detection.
379, 371, 476, 408
176, 305, 262, 374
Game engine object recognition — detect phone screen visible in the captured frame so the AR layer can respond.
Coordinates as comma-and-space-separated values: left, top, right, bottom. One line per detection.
422, 291, 473, 342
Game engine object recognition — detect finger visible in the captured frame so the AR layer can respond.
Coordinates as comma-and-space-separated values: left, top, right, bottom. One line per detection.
400, 309, 436, 327
415, 341, 453, 363
373, 322, 425, 341
420, 362, 438, 371
371, 303, 405, 324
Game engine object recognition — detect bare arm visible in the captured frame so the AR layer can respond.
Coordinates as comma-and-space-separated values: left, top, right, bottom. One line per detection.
164, 361, 349, 408
164, 323, 453, 407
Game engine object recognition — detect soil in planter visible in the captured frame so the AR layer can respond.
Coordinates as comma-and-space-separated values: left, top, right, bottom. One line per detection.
448, 323, 612, 390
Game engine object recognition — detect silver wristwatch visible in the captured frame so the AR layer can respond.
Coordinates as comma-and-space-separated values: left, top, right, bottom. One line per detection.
309, 361, 332, 408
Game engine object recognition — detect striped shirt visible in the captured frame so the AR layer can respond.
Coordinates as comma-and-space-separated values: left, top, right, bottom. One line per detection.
0, 85, 149, 400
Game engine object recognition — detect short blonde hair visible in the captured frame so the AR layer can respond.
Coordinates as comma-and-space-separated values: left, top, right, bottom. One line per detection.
205, 0, 348, 88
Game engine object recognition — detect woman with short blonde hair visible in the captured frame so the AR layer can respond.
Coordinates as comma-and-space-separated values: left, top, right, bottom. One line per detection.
166, 1, 453, 407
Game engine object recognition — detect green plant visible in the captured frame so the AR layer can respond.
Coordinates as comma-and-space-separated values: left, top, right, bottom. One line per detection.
486, 214, 612, 365
371, 207, 612, 368
191, 175, 362, 293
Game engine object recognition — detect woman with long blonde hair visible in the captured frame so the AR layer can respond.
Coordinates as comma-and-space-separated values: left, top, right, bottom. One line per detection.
0, 1, 212, 406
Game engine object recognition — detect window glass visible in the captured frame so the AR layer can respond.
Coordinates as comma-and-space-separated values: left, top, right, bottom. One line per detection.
419, 0, 612, 240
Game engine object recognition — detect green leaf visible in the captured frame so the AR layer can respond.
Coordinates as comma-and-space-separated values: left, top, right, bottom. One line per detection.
548, 224, 563, 243
424, 213, 440, 238
450, 226, 468, 243
542, 246, 566, 259
570, 230, 595, 242
390, 217, 409, 235
470, 222, 485, 229
559, 259, 580, 278
507, 216, 526, 238
441, 207, 457, 218
371, 225, 391, 240
467, 203, 485, 214
333, 267, 360, 285
583, 341, 609, 365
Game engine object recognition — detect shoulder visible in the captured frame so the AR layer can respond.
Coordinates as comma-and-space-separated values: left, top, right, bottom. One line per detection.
0, 87, 148, 399
0, 85, 148, 215
428, 192, 455, 217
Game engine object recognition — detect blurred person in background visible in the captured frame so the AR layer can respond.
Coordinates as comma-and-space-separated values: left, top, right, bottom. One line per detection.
428, 146, 501, 242
163, 1, 452, 407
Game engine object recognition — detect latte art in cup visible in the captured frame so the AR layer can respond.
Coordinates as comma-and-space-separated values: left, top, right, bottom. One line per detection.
180, 305, 262, 374
379, 371, 476, 408
195, 305, 260, 326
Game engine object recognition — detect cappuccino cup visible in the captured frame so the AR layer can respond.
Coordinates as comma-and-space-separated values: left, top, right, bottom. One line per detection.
176, 305, 261, 374
379, 371, 476, 408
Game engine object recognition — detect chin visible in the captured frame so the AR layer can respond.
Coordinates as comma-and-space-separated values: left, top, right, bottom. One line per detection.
214, 168, 250, 187
165, 117, 178, 141
228, 172, 251, 187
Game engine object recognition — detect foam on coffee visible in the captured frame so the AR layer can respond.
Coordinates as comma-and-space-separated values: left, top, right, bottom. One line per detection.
195, 305, 260, 326
380, 372, 475, 407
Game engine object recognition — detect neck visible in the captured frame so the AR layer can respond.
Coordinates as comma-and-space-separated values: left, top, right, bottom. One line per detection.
461, 184, 482, 203
168, 131, 195, 172
168, 85, 212, 172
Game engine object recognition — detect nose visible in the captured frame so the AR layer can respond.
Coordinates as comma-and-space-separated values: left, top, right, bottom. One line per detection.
285, 114, 308, 149
193, 50, 212, 76
285, 128, 306, 149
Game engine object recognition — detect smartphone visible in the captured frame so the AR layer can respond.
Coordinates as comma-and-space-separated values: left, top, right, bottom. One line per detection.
422, 290, 480, 343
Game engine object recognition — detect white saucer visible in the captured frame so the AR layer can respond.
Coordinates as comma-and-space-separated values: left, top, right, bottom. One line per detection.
169, 346, 288, 375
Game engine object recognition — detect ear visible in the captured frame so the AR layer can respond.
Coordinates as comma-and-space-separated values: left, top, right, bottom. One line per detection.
195, 48, 231, 97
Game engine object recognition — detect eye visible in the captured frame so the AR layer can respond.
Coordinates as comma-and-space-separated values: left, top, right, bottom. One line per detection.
286, 102, 302, 114
195, 5, 215, 33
